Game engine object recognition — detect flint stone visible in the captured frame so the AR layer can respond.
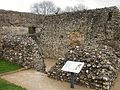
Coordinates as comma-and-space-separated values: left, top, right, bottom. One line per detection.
1, 35, 46, 73
48, 45, 120, 90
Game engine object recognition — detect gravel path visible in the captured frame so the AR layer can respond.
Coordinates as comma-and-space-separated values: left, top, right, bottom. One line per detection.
1, 59, 120, 90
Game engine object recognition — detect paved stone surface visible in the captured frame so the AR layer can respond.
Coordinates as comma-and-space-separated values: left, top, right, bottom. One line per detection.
1, 59, 120, 90
1, 70, 94, 90
44, 58, 57, 72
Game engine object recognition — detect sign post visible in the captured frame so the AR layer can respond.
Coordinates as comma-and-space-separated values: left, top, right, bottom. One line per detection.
61, 61, 84, 89
70, 72, 75, 88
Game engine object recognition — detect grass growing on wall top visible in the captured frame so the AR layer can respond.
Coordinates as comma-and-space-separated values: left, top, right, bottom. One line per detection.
0, 59, 22, 74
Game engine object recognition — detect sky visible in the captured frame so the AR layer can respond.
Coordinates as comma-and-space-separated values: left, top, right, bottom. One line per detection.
0, 0, 119, 12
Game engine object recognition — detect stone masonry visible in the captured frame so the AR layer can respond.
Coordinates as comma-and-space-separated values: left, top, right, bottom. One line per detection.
1, 35, 46, 73
48, 45, 120, 90
0, 6, 120, 72
0, 7, 120, 59
0, 6, 120, 90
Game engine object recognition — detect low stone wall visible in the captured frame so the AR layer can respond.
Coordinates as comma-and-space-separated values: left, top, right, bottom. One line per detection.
1, 35, 46, 73
0, 50, 2, 59
48, 45, 120, 90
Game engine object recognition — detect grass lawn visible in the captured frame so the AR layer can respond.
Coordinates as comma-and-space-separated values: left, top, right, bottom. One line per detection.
0, 59, 26, 90
0, 78, 26, 90
0, 59, 22, 74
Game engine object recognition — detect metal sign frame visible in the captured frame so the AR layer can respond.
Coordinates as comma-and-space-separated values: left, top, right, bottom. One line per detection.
62, 61, 84, 88
61, 61, 84, 73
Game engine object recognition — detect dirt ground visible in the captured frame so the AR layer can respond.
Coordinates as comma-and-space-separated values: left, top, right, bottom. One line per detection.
1, 59, 120, 90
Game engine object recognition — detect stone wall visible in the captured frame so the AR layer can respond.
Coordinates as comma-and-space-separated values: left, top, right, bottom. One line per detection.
0, 7, 120, 59
1, 35, 46, 73
48, 45, 120, 90
37, 6, 120, 58
0, 9, 44, 27
1, 26, 28, 35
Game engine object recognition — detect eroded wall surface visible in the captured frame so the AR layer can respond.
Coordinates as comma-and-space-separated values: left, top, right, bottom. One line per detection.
0, 7, 120, 58
38, 7, 120, 58
1, 35, 46, 73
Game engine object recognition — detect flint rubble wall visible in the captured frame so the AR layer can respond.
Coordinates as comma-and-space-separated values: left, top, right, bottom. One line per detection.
1, 35, 46, 73
0, 7, 120, 59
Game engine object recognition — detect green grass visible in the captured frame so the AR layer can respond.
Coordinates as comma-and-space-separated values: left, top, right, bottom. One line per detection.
0, 59, 26, 90
0, 59, 22, 74
0, 78, 26, 90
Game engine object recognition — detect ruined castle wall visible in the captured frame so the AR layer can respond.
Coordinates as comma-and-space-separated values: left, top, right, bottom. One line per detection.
0, 9, 44, 27
37, 7, 120, 58
1, 26, 28, 35
0, 7, 120, 59
1, 35, 46, 73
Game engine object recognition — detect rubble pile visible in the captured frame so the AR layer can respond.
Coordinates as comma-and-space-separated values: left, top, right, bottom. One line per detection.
48, 45, 120, 90
1, 35, 46, 73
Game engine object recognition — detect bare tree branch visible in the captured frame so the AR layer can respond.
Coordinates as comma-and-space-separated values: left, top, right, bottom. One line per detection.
31, 1, 61, 15
65, 4, 88, 12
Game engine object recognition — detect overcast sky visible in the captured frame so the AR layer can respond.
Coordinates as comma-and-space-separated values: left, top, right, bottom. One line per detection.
0, 0, 119, 12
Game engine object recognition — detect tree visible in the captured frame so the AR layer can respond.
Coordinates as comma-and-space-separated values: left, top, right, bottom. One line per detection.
65, 6, 74, 12
117, 6, 120, 10
65, 4, 88, 12
31, 1, 61, 15
74, 4, 88, 11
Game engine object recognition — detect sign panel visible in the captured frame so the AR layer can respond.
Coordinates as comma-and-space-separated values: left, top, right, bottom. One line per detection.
61, 61, 84, 73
